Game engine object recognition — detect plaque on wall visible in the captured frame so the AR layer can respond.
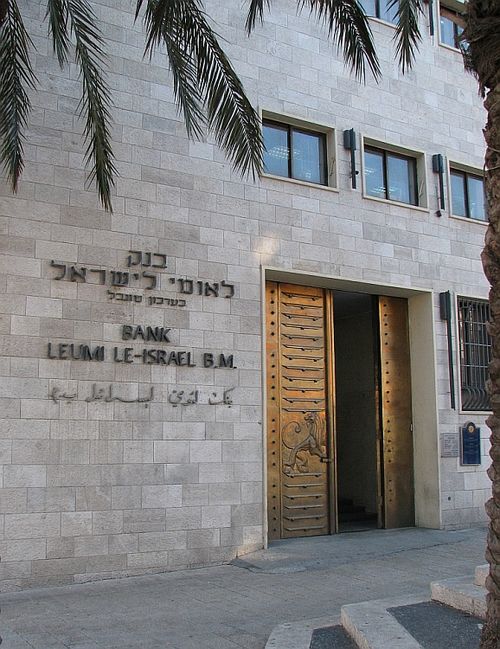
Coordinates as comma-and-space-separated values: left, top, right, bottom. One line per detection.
460, 422, 481, 466
441, 433, 459, 458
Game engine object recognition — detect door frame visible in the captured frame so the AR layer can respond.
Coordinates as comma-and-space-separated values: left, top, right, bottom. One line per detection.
261, 267, 441, 546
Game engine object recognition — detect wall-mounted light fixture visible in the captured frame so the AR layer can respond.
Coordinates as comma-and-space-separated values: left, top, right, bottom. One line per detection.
343, 129, 358, 190
439, 290, 456, 410
427, 0, 435, 36
432, 153, 445, 214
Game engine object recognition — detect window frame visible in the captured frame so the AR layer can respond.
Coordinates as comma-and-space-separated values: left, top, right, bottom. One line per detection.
260, 112, 337, 190
438, 1, 466, 50
457, 296, 492, 413
448, 163, 486, 223
362, 140, 425, 208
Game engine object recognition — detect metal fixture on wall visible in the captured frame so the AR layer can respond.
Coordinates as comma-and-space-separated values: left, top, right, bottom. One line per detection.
428, 0, 435, 36
439, 291, 456, 410
432, 153, 445, 215
343, 129, 358, 189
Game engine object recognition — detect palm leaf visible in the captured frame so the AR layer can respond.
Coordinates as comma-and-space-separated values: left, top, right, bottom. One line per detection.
46, 0, 70, 67
46, 0, 115, 210
298, 0, 381, 81
0, 0, 36, 192
137, 0, 262, 178
140, 0, 205, 140
247, 0, 380, 81
67, 0, 116, 211
245, 0, 270, 34
389, 0, 423, 72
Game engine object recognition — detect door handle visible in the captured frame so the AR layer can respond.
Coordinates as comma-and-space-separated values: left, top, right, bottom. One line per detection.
321, 457, 333, 463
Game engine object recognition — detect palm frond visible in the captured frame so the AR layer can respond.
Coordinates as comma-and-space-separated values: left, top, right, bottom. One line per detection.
245, 0, 271, 34
138, 0, 262, 178
46, 0, 70, 67
67, 0, 116, 211
141, 0, 205, 140
298, 0, 381, 81
389, 0, 423, 72
0, 0, 36, 192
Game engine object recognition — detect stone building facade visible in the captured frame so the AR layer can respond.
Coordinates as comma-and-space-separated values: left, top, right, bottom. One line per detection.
0, 0, 490, 590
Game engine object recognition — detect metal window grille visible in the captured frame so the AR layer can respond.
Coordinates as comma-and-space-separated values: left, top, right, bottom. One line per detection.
458, 297, 491, 411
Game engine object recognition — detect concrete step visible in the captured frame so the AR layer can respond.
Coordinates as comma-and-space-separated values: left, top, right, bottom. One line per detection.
265, 591, 484, 649
264, 598, 427, 649
265, 616, 338, 649
475, 563, 488, 587
431, 575, 486, 619
340, 595, 426, 649
265, 567, 488, 649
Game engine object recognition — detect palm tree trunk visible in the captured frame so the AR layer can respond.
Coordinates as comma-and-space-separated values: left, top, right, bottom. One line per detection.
467, 2, 500, 646
480, 76, 500, 646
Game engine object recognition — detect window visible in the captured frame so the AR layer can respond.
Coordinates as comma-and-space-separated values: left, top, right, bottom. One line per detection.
359, 0, 398, 24
364, 146, 418, 206
458, 297, 491, 411
450, 168, 485, 221
263, 120, 328, 186
440, 5, 465, 49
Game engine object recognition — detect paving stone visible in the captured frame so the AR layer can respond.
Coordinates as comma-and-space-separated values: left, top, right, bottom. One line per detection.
0, 527, 486, 649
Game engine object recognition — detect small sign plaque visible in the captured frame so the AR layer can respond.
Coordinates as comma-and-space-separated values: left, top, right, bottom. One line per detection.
441, 433, 459, 458
460, 422, 481, 466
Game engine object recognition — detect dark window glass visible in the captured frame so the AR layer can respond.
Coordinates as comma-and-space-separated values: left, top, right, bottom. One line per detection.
263, 123, 289, 178
450, 171, 466, 217
387, 154, 416, 204
451, 169, 485, 221
360, 0, 398, 23
468, 175, 486, 221
364, 149, 386, 200
291, 130, 326, 185
440, 6, 465, 48
458, 297, 491, 411
263, 120, 327, 186
440, 15, 456, 47
359, 0, 377, 16
379, 0, 398, 23
364, 146, 418, 206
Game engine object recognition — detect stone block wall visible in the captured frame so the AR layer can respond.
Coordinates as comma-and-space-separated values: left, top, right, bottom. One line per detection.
0, 0, 490, 589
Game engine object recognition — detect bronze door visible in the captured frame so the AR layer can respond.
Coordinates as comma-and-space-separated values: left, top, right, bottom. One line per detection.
266, 284, 414, 540
266, 282, 335, 540
378, 296, 415, 528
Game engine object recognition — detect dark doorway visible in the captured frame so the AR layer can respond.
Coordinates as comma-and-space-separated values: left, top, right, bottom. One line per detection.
334, 292, 379, 532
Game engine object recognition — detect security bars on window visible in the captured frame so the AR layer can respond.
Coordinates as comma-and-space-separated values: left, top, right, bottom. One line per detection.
458, 297, 492, 411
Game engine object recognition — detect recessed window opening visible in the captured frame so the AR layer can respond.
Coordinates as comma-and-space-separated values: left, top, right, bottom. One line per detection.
440, 4, 465, 49
359, 0, 399, 23
458, 297, 491, 411
450, 168, 485, 221
263, 120, 328, 186
364, 146, 418, 206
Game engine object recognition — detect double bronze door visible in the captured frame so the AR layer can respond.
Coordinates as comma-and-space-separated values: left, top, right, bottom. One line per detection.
266, 282, 414, 540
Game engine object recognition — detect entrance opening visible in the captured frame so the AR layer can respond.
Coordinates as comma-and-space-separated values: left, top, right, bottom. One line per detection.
334, 292, 379, 532
265, 280, 415, 541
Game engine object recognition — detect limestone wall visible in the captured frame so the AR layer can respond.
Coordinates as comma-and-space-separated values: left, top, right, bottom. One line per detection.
0, 0, 489, 589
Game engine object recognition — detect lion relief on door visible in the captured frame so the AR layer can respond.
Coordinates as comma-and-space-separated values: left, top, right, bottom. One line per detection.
282, 412, 327, 475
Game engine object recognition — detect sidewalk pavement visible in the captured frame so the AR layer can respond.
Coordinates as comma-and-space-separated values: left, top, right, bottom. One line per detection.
0, 527, 487, 649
